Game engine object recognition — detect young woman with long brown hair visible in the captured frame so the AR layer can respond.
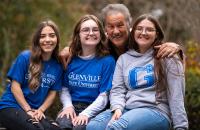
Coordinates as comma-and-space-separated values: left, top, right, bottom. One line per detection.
0, 20, 63, 130
56, 15, 115, 130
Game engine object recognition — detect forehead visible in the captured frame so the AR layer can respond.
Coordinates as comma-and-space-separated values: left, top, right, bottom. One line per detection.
81, 19, 98, 28
105, 12, 126, 25
137, 19, 155, 28
41, 26, 55, 34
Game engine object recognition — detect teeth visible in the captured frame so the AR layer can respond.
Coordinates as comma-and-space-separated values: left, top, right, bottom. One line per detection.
112, 36, 121, 39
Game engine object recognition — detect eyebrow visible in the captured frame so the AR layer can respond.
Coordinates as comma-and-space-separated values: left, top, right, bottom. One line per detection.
81, 26, 99, 28
40, 32, 56, 35
136, 26, 155, 28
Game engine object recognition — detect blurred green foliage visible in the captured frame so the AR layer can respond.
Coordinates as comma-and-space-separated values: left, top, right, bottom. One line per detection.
0, 0, 200, 129
0, 0, 90, 86
185, 41, 200, 130
185, 68, 200, 130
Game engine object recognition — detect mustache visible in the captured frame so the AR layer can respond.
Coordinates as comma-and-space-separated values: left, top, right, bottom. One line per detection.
110, 34, 122, 39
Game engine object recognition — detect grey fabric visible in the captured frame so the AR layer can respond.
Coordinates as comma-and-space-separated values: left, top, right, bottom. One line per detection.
110, 48, 188, 129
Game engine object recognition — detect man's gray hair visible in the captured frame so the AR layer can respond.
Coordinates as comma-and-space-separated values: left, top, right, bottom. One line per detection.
101, 4, 132, 29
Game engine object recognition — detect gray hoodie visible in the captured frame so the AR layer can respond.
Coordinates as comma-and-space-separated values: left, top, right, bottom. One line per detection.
110, 48, 188, 130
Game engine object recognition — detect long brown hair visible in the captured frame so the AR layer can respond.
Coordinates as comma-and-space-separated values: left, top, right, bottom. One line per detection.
69, 14, 109, 57
29, 20, 60, 91
129, 14, 165, 94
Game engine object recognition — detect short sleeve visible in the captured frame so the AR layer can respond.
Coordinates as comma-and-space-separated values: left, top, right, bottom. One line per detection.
7, 51, 30, 85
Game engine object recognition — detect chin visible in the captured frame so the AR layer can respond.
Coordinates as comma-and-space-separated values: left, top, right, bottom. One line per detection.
84, 42, 99, 46
112, 41, 124, 47
42, 49, 54, 53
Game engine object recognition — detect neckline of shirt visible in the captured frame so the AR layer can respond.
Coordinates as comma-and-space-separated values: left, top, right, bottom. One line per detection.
78, 53, 96, 60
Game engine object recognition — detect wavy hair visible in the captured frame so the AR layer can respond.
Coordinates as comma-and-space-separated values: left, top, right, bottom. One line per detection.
29, 20, 60, 91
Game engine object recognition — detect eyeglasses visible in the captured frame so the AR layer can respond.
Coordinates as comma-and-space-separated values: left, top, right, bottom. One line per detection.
80, 27, 100, 35
135, 26, 156, 34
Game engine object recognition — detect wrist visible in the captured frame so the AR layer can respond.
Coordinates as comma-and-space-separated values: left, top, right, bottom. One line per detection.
24, 106, 32, 112
63, 105, 74, 110
38, 108, 45, 113
111, 107, 123, 113
176, 128, 187, 130
79, 112, 89, 118
26, 109, 33, 113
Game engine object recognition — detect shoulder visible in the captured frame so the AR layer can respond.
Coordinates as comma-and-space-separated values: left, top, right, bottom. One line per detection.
116, 52, 131, 63
18, 50, 31, 59
101, 55, 115, 62
162, 54, 184, 73
99, 55, 116, 65
162, 54, 182, 66
13, 50, 31, 64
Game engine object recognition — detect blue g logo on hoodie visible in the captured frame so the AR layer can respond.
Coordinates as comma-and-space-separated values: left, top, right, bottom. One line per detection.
129, 64, 155, 89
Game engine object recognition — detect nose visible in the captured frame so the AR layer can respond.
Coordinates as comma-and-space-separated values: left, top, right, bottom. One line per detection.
113, 27, 120, 34
141, 29, 147, 35
45, 36, 50, 42
89, 30, 94, 35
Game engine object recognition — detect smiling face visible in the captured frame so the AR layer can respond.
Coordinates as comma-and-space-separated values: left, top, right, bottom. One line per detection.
134, 19, 157, 53
105, 12, 129, 49
39, 26, 57, 59
79, 19, 101, 49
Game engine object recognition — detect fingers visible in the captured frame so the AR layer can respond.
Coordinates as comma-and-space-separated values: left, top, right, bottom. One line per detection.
85, 118, 88, 125
111, 109, 122, 121
32, 109, 45, 121
37, 112, 45, 121
156, 44, 167, 58
69, 111, 76, 120
72, 115, 88, 126
71, 111, 77, 120
26, 110, 35, 118
167, 51, 176, 58
57, 111, 64, 118
158, 49, 170, 58
157, 47, 177, 58
75, 118, 86, 126
156, 42, 180, 58
111, 113, 118, 121
154, 45, 161, 49
57, 108, 76, 121
57, 110, 67, 118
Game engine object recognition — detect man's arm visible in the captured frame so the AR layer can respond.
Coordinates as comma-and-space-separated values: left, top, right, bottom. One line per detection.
155, 42, 183, 59
59, 46, 71, 69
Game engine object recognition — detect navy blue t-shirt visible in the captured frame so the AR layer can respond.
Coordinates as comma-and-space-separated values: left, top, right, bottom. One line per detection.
0, 50, 63, 110
63, 55, 115, 103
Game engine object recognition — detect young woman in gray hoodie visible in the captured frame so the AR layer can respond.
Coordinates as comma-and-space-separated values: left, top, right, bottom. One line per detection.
87, 14, 188, 130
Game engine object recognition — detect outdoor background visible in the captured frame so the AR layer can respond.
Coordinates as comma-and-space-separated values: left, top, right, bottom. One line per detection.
0, 0, 200, 129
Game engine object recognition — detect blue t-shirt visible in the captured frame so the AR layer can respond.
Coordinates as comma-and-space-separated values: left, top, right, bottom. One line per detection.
63, 55, 115, 103
0, 50, 63, 110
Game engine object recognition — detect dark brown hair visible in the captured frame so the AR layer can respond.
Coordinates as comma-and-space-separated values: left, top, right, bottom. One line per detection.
129, 14, 165, 94
69, 14, 109, 57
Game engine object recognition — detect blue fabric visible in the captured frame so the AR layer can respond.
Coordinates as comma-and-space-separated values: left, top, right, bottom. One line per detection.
0, 50, 63, 110
87, 108, 170, 130
63, 55, 115, 103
